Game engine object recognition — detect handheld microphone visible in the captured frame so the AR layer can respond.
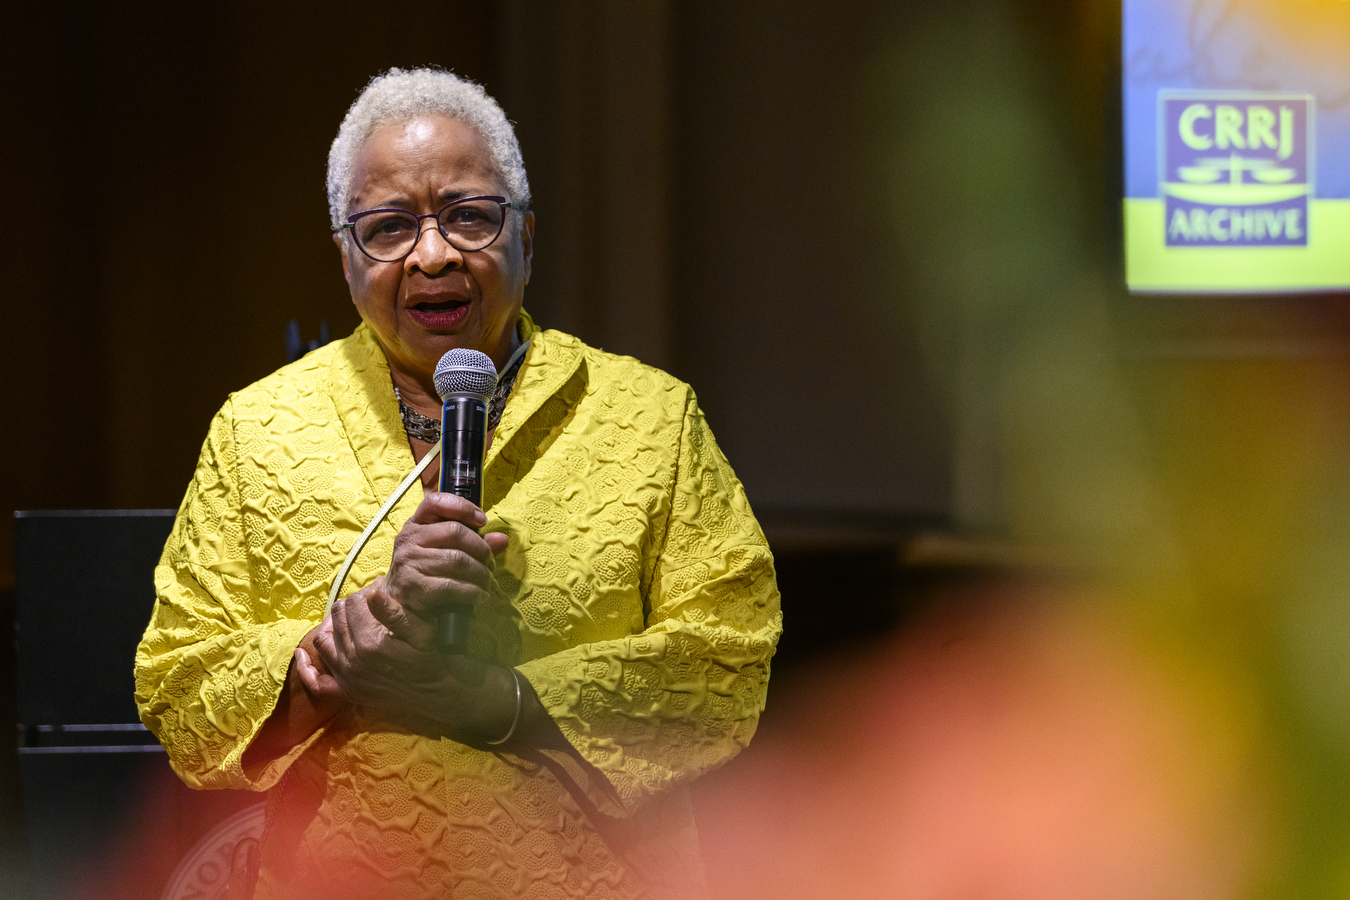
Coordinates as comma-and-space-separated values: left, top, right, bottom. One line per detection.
432, 349, 498, 654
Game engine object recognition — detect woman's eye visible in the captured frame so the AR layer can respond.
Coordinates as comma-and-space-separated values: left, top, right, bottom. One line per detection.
449, 208, 486, 224
360, 216, 414, 243
376, 218, 414, 234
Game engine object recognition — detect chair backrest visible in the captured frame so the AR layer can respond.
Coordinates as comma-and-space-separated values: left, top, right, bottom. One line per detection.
15, 510, 176, 731
13, 509, 263, 900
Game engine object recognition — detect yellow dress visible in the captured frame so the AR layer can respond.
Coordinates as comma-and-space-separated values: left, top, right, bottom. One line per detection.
134, 312, 782, 900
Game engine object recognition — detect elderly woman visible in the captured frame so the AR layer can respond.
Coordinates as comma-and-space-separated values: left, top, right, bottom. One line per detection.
134, 68, 780, 900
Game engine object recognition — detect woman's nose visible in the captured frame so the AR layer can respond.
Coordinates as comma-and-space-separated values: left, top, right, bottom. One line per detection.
405, 221, 463, 274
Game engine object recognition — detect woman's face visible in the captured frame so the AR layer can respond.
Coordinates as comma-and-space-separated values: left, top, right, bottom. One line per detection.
339, 115, 534, 378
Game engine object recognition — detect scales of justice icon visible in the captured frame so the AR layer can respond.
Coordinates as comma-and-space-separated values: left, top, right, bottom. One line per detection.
1166, 153, 1307, 205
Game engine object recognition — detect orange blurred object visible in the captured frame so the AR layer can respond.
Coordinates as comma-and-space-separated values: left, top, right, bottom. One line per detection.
696, 581, 1267, 900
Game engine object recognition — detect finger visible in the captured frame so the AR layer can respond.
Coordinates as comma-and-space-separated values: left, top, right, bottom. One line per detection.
312, 616, 343, 674
410, 543, 497, 585
408, 492, 487, 528
295, 648, 343, 702
397, 546, 497, 598
395, 528, 497, 582
298, 637, 330, 676
389, 529, 496, 595
484, 531, 510, 556
367, 586, 435, 649
397, 569, 494, 617
337, 596, 369, 663
344, 587, 398, 655
406, 519, 497, 563
294, 647, 317, 690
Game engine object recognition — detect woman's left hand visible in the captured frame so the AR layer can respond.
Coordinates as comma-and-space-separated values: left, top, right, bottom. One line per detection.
298, 576, 517, 739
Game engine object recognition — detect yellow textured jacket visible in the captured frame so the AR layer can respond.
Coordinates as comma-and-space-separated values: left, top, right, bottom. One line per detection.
134, 312, 781, 899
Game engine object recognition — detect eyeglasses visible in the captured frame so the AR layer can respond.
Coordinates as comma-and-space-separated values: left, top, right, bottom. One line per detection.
336, 195, 520, 262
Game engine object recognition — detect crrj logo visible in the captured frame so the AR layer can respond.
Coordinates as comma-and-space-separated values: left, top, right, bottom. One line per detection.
1159, 92, 1313, 247
1177, 103, 1296, 157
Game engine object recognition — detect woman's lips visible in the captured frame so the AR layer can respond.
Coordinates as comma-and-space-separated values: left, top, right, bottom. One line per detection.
407, 299, 469, 330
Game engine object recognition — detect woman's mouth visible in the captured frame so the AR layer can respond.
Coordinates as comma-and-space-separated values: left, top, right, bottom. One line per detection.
407, 299, 470, 330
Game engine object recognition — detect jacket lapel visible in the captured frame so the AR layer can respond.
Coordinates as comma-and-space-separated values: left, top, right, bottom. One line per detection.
327, 323, 417, 523
484, 317, 585, 479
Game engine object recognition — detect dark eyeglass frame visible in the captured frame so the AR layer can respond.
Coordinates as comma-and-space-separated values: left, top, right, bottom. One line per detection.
335, 194, 521, 262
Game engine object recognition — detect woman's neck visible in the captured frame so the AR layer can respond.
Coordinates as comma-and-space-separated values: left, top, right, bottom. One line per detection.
388, 366, 441, 420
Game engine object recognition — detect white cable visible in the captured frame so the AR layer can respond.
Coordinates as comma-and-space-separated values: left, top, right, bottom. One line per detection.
325, 442, 441, 617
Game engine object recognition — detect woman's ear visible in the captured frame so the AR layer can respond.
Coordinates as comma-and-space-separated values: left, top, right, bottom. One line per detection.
334, 232, 352, 284
520, 210, 536, 285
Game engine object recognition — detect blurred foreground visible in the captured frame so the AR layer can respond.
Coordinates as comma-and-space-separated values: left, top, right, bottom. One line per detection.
692, 6, 1350, 898
697, 573, 1267, 900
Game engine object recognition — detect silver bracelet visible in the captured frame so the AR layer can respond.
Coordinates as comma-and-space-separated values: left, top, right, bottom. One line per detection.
485, 668, 523, 745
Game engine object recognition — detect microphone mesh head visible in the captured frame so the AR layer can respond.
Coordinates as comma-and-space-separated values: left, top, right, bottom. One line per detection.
433, 349, 498, 401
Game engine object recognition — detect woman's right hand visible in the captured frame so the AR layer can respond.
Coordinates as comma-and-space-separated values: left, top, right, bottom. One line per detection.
383, 491, 510, 627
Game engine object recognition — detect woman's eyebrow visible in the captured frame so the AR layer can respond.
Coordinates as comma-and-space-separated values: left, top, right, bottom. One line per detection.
357, 195, 413, 211
356, 189, 476, 212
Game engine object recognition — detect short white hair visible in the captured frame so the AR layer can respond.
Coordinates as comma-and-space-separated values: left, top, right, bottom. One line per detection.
326, 67, 531, 232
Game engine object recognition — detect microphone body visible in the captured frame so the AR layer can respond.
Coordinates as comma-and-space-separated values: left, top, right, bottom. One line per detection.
432, 350, 498, 654
439, 397, 487, 505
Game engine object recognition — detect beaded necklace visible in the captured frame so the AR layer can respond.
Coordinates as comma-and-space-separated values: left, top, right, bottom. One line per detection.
393, 341, 530, 441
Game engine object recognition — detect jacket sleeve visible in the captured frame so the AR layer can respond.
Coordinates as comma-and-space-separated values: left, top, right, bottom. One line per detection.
133, 400, 320, 792
516, 389, 782, 817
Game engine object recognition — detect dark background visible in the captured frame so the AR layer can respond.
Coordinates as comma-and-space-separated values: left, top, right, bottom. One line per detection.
0, 0, 1139, 895
6, 1, 1350, 897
